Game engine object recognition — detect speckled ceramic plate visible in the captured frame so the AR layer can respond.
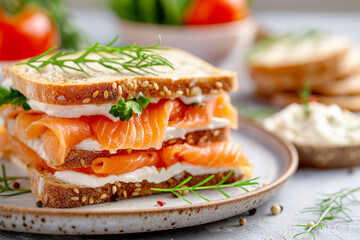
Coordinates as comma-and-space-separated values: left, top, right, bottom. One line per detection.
0, 118, 298, 235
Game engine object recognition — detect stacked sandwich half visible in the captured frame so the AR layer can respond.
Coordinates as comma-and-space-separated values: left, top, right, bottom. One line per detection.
0, 48, 252, 208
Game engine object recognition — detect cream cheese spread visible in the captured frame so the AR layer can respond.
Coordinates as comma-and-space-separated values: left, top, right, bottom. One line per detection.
263, 103, 360, 146
53, 162, 242, 187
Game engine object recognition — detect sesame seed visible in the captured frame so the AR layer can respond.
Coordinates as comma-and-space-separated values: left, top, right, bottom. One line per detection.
112, 186, 117, 195
128, 82, 134, 89
168, 139, 177, 145
132, 192, 140, 196
176, 90, 183, 96
213, 130, 221, 137
135, 183, 142, 187
123, 190, 127, 198
73, 188, 79, 194
148, 84, 153, 89
185, 89, 190, 96
210, 89, 219, 95
112, 82, 117, 89
199, 135, 208, 144
89, 197, 94, 205
159, 91, 165, 96
163, 86, 169, 92
153, 83, 159, 90
118, 85, 123, 94
168, 179, 174, 183
134, 188, 141, 192
239, 218, 246, 226
70, 197, 79, 201
80, 159, 86, 167
187, 138, 195, 144
100, 193, 107, 200
190, 88, 197, 96
104, 90, 109, 99
141, 81, 149, 88
82, 98, 90, 104
114, 182, 121, 188
166, 90, 172, 97
81, 196, 87, 202
92, 91, 99, 98
307, 222, 315, 227
216, 82, 223, 88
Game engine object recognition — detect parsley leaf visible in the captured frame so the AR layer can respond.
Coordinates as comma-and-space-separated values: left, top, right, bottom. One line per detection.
0, 85, 30, 111
109, 96, 151, 121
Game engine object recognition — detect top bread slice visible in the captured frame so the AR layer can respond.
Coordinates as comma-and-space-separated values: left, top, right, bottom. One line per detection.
2, 49, 237, 105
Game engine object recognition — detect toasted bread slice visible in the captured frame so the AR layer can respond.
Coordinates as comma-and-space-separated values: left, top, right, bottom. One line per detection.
295, 143, 360, 168
313, 73, 360, 96
260, 91, 360, 111
2, 49, 237, 105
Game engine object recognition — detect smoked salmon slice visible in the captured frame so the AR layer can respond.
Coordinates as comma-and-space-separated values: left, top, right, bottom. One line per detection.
0, 126, 48, 170
25, 117, 93, 165
214, 94, 238, 129
91, 151, 161, 174
88, 100, 173, 150
159, 142, 250, 169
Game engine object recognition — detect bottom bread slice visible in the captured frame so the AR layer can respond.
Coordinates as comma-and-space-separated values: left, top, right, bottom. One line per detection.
7, 154, 247, 208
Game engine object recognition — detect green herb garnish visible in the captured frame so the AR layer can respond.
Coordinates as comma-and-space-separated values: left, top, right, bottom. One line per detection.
109, 95, 151, 121
17, 36, 174, 77
300, 79, 311, 117
0, 85, 30, 111
294, 187, 360, 240
0, 164, 31, 197
237, 105, 277, 122
151, 171, 259, 204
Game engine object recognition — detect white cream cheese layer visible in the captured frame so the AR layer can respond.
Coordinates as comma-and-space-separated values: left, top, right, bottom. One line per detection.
263, 103, 360, 146
74, 117, 230, 151
53, 162, 242, 187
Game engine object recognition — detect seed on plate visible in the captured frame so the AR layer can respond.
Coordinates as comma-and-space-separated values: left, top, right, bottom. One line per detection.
82, 98, 90, 104
239, 218, 246, 226
73, 188, 80, 194
307, 222, 315, 227
271, 204, 283, 215
92, 91, 99, 98
70, 197, 79, 201
141, 81, 149, 88
36, 201, 43, 208
12, 182, 20, 189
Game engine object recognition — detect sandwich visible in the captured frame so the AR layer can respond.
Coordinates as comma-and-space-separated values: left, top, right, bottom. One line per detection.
0, 40, 253, 208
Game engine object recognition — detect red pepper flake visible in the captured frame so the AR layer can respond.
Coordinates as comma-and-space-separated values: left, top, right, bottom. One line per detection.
309, 96, 318, 103
157, 200, 166, 206
12, 182, 20, 189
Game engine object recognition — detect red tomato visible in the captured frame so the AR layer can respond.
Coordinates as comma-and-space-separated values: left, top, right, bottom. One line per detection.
0, 8, 59, 61
185, 0, 250, 25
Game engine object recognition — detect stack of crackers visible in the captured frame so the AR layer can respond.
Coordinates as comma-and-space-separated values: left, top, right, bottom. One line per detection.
248, 30, 360, 111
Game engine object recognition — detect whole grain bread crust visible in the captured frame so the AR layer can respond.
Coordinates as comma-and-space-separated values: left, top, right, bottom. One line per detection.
2, 49, 237, 105
30, 167, 246, 208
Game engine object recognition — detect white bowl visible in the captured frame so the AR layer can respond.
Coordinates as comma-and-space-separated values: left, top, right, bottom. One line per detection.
119, 18, 257, 65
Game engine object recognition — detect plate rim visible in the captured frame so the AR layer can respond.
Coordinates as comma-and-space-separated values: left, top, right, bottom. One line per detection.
0, 117, 299, 216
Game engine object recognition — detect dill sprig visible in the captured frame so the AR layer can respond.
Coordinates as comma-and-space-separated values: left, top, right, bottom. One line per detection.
0, 85, 30, 110
0, 164, 31, 197
299, 79, 311, 117
294, 187, 360, 240
151, 171, 259, 204
16, 35, 174, 76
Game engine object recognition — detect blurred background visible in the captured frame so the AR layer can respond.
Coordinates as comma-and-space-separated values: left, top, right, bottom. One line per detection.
1, 0, 360, 105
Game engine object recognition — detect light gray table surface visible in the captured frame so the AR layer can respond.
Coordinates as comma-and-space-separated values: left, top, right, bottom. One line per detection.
1, 9, 360, 240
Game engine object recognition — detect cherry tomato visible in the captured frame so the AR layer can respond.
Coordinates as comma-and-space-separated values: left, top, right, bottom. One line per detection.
185, 0, 250, 25
0, 7, 59, 61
